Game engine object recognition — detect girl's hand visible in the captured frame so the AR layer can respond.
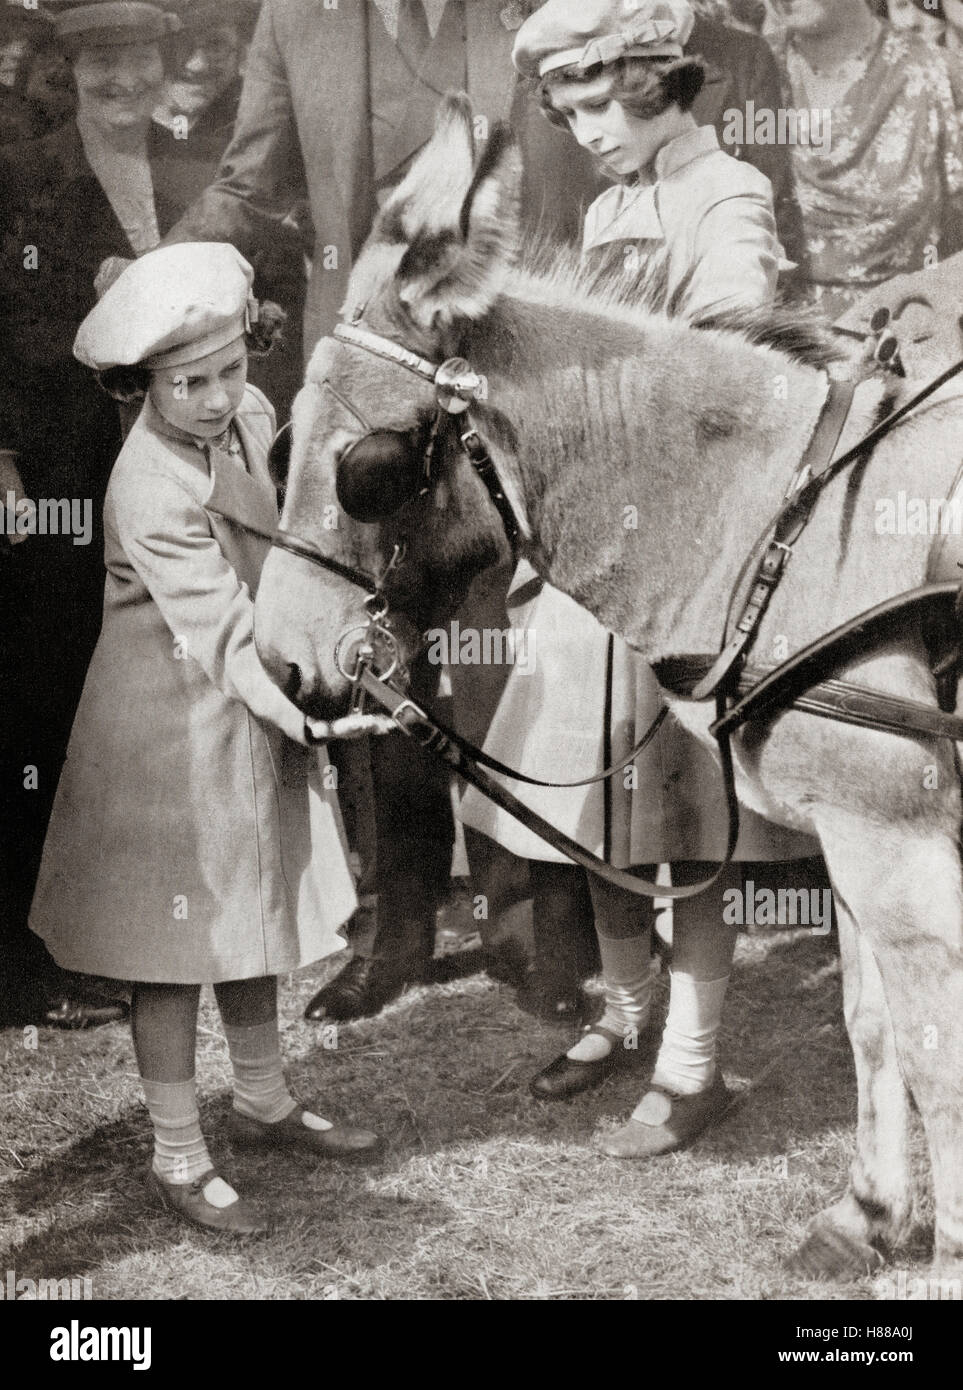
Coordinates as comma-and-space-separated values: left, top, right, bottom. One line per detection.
304, 713, 397, 744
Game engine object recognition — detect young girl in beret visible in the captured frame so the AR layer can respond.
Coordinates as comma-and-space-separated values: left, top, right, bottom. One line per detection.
463, 0, 820, 1158
30, 243, 382, 1234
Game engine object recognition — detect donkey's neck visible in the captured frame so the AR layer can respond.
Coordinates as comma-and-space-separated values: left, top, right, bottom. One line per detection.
468, 286, 830, 659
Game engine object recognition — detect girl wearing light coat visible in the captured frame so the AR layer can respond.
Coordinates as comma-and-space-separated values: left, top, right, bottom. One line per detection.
30, 243, 382, 1234
461, 0, 821, 1157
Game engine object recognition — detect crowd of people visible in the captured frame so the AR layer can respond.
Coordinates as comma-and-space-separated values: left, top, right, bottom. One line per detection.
2, 0, 963, 1230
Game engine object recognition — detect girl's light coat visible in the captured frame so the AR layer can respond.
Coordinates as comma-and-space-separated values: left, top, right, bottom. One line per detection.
459, 128, 817, 865
30, 385, 355, 982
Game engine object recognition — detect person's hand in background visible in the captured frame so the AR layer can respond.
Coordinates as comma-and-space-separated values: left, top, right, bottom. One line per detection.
0, 448, 28, 549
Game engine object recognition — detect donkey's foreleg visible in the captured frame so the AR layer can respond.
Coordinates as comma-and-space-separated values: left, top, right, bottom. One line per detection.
789, 900, 914, 1278
812, 813, 963, 1276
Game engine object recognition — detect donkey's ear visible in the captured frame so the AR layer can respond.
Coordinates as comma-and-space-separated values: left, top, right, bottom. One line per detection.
396, 122, 522, 329
376, 93, 478, 243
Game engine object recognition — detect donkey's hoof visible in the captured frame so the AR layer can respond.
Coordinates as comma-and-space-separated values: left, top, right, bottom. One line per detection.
787, 1222, 885, 1279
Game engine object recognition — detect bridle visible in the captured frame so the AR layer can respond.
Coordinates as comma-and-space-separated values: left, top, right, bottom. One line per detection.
268, 316, 523, 714
251, 312, 963, 901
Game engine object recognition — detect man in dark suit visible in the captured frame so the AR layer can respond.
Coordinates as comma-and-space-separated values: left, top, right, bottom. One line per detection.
150, 0, 305, 421
168, 1, 600, 356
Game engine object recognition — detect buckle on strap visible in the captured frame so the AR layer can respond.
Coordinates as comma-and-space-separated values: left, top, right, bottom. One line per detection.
759, 540, 793, 584
390, 698, 450, 752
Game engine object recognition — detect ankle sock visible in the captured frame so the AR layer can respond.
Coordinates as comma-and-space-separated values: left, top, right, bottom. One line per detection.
223, 1020, 332, 1130
567, 934, 654, 1063
223, 1019, 299, 1123
141, 1076, 225, 1193
650, 973, 729, 1096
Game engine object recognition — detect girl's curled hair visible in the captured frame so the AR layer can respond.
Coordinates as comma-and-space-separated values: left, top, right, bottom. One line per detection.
95, 302, 288, 403
538, 54, 706, 128
96, 364, 151, 405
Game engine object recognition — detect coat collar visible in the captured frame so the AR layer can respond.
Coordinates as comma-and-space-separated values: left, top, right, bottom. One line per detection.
584, 125, 722, 249
139, 391, 279, 532
653, 123, 721, 182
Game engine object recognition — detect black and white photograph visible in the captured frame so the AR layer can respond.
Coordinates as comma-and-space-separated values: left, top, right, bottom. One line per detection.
0, 0, 961, 1333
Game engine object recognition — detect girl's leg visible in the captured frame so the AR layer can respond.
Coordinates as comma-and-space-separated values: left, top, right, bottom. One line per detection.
135, 981, 267, 1231
132, 980, 200, 1083
214, 975, 310, 1126
649, 861, 740, 1096
214, 976, 381, 1157
132, 981, 225, 1188
530, 868, 656, 1099
603, 862, 739, 1159
564, 869, 656, 1062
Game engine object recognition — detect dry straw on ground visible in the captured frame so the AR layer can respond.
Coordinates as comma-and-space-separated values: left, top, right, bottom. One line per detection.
0, 927, 934, 1301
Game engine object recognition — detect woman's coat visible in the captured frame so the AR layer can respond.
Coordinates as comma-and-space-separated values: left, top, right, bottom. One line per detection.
30, 385, 356, 982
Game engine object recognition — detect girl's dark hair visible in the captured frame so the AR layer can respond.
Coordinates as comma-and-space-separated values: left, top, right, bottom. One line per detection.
96, 363, 151, 405
538, 54, 706, 127
95, 302, 287, 404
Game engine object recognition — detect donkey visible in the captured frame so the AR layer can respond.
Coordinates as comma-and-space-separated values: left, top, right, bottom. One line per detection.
254, 98, 963, 1280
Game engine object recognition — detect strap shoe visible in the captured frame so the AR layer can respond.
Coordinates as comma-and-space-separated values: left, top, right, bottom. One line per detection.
147, 1166, 271, 1235
601, 1070, 731, 1159
529, 1024, 654, 1101
224, 1106, 385, 1163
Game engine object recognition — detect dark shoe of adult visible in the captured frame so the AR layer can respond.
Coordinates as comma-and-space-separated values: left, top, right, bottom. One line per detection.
224, 1106, 385, 1163
43, 995, 129, 1030
601, 1070, 731, 1159
483, 937, 531, 988
514, 967, 590, 1025
303, 953, 428, 1022
529, 1024, 653, 1101
147, 1166, 271, 1236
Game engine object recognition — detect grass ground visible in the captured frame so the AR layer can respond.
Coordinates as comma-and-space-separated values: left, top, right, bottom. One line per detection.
0, 924, 934, 1301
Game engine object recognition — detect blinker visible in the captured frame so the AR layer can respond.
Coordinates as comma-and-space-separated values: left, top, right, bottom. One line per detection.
336, 429, 424, 523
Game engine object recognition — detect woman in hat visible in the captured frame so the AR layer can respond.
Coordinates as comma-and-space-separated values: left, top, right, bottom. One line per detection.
461, 0, 822, 1158
0, 2, 184, 1029
29, 242, 383, 1234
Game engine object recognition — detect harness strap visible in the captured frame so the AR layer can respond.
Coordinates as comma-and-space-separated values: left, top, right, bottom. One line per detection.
658, 598, 963, 742
709, 581, 963, 741
359, 667, 740, 900
205, 505, 382, 595
334, 321, 440, 384
691, 377, 856, 701
426, 701, 669, 788
460, 426, 520, 549
695, 359, 963, 704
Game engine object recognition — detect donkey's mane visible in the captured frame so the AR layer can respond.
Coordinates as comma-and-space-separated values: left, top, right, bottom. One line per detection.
516, 238, 842, 369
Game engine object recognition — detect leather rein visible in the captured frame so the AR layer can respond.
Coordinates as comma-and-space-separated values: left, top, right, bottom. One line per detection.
249, 317, 963, 899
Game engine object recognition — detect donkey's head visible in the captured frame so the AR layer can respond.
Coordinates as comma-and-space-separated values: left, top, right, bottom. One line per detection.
255, 95, 525, 716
